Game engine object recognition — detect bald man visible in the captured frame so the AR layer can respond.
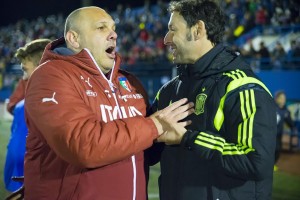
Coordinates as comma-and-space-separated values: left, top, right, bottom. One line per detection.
23, 6, 194, 199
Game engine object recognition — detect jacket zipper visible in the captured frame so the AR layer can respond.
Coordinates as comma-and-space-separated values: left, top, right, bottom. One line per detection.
85, 48, 137, 199
131, 156, 137, 200
109, 81, 137, 200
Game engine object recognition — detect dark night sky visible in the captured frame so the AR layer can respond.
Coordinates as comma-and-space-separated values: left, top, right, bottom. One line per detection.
0, 0, 167, 27
0, 0, 80, 26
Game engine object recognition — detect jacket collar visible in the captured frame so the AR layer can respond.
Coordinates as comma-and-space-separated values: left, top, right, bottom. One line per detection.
177, 44, 229, 79
41, 37, 122, 82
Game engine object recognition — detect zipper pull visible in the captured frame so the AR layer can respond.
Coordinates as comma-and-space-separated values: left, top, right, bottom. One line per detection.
108, 80, 117, 93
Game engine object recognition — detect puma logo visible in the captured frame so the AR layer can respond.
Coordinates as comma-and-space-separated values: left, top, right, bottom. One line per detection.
42, 92, 58, 104
81, 76, 93, 88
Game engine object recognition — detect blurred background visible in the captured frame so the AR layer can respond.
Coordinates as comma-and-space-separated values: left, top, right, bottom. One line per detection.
0, 0, 300, 199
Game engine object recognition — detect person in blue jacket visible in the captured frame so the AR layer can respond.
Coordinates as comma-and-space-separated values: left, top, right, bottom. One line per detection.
4, 99, 27, 191
4, 38, 51, 192
274, 90, 297, 170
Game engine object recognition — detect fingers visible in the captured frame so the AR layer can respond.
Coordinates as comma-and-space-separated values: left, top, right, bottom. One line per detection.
159, 98, 189, 116
159, 103, 194, 123
172, 105, 194, 122
178, 120, 192, 127
167, 102, 194, 117
150, 98, 194, 138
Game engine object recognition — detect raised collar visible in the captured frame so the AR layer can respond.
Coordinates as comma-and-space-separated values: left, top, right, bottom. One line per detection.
177, 44, 225, 79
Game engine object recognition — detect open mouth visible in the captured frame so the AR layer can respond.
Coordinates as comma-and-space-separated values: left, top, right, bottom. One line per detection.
105, 46, 116, 59
169, 47, 177, 57
169, 46, 176, 52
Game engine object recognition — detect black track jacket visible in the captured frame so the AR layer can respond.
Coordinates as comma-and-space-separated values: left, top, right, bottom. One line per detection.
148, 44, 277, 200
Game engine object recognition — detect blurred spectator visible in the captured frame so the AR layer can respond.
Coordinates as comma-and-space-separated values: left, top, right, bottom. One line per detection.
271, 41, 286, 69
257, 41, 271, 69
271, 4, 290, 26
287, 39, 300, 69
289, 0, 300, 24
4, 38, 51, 193
274, 90, 297, 171
242, 10, 256, 33
258, 41, 270, 58
255, 5, 268, 26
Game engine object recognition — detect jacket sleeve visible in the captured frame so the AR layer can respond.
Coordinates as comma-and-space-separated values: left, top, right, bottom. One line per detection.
7, 79, 27, 114
25, 64, 158, 168
144, 96, 165, 166
181, 87, 277, 180
284, 108, 296, 130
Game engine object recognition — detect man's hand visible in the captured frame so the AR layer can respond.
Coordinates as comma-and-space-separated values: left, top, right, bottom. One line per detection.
150, 98, 194, 145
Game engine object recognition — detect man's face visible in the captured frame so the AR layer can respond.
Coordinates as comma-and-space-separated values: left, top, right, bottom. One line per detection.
21, 58, 35, 80
276, 93, 286, 108
77, 8, 117, 73
164, 11, 195, 64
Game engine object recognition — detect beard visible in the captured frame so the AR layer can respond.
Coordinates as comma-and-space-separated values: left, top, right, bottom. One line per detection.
186, 30, 192, 41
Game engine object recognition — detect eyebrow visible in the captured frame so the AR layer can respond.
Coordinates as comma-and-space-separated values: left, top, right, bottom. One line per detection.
97, 21, 116, 28
96, 20, 115, 25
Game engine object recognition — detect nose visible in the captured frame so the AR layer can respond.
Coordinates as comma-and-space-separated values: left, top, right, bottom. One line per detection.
164, 32, 172, 46
109, 30, 118, 40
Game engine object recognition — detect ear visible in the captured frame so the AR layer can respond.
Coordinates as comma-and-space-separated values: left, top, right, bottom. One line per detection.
65, 30, 80, 49
193, 20, 206, 40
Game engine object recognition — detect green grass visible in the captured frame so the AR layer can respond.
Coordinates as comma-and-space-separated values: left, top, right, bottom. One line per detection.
0, 117, 299, 200
0, 118, 11, 199
148, 164, 160, 200
273, 171, 300, 200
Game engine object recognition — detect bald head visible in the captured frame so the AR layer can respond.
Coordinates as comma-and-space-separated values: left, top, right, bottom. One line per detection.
64, 6, 107, 37
63, 6, 117, 73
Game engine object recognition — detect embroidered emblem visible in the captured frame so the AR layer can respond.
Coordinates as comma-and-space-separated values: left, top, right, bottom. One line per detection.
195, 93, 207, 115
42, 92, 58, 104
119, 77, 131, 92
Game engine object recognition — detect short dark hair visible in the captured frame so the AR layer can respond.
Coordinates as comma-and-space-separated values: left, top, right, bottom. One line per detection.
15, 38, 51, 65
168, 0, 225, 44
274, 90, 286, 99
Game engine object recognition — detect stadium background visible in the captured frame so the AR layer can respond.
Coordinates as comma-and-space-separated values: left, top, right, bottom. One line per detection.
0, 0, 300, 199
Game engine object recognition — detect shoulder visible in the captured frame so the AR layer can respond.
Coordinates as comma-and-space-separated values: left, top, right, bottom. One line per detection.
118, 69, 144, 88
118, 69, 149, 103
119, 69, 137, 81
160, 76, 179, 91
217, 69, 272, 98
32, 60, 75, 82
37, 59, 75, 73
154, 76, 179, 102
